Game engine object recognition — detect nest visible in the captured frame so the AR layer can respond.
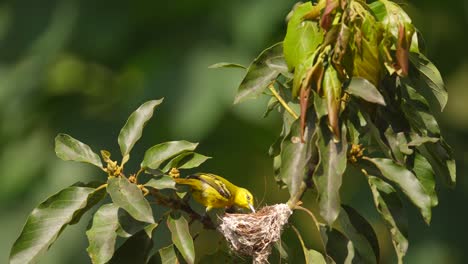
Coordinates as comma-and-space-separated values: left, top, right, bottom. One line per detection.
218, 204, 292, 263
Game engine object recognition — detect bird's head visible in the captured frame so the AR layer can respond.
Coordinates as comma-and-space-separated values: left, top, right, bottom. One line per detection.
234, 188, 255, 213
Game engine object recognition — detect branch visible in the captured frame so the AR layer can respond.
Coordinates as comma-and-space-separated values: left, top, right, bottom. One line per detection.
148, 188, 216, 230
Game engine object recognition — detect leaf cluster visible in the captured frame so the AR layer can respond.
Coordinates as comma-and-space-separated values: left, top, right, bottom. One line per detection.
220, 0, 455, 262
10, 99, 215, 264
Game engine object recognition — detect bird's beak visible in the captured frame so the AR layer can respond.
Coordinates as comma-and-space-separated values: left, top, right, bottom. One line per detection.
249, 203, 256, 213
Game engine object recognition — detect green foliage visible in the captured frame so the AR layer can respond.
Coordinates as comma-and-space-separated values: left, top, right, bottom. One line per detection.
9, 0, 456, 263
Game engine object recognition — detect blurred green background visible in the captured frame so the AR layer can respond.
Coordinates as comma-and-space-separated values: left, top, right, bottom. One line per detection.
0, 0, 466, 263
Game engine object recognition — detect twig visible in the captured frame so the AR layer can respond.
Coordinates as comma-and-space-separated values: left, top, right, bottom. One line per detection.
149, 188, 216, 229
268, 83, 299, 120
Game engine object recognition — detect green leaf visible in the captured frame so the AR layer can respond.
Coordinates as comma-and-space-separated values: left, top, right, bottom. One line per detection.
418, 139, 456, 188
323, 65, 342, 140
167, 214, 195, 264
162, 152, 211, 172
367, 176, 408, 264
9, 183, 106, 264
283, 2, 323, 70
107, 177, 154, 224
413, 153, 438, 206
352, 19, 381, 87
314, 124, 348, 225
234, 43, 285, 104
55, 133, 102, 168
118, 99, 164, 157
144, 176, 176, 190
263, 96, 280, 118
338, 206, 379, 264
409, 53, 447, 111
326, 229, 356, 264
305, 249, 327, 264
109, 223, 158, 264
384, 127, 410, 164
278, 116, 315, 198
364, 157, 432, 224
159, 245, 179, 264
346, 77, 386, 106
86, 204, 120, 264
141, 141, 198, 169
208, 62, 246, 69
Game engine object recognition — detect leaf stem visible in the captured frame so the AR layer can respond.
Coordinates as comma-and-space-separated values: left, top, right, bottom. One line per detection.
95, 183, 108, 191
268, 83, 299, 120
295, 205, 327, 255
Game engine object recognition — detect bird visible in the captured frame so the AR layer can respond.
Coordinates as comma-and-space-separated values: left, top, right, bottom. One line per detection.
173, 173, 255, 213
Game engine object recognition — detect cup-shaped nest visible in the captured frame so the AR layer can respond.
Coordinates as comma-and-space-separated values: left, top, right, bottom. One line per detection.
218, 203, 292, 263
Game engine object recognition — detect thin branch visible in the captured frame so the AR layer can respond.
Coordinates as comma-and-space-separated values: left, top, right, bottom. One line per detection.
149, 188, 216, 229
268, 83, 299, 120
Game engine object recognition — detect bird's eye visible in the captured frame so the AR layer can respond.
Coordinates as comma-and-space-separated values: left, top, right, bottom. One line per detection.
247, 195, 251, 201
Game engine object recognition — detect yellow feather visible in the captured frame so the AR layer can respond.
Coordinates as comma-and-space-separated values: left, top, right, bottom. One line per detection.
174, 173, 255, 212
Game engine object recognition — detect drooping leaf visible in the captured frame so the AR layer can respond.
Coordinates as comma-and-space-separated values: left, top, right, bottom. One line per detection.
144, 176, 176, 190
346, 77, 386, 106
263, 96, 280, 118
9, 183, 106, 264
283, 2, 323, 70
337, 206, 379, 264
234, 43, 285, 104
413, 153, 438, 206
167, 214, 195, 264
314, 124, 348, 225
323, 65, 342, 140
107, 177, 154, 224
118, 99, 164, 157
364, 157, 432, 224
55, 133, 102, 168
86, 203, 120, 264
418, 139, 456, 188
384, 126, 410, 164
141, 141, 198, 169
367, 176, 408, 264
278, 116, 315, 198
109, 224, 158, 264
115, 208, 147, 238
409, 52, 447, 111
208, 62, 246, 69
162, 152, 211, 172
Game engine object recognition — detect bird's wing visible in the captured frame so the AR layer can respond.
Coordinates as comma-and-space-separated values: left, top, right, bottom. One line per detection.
188, 174, 232, 199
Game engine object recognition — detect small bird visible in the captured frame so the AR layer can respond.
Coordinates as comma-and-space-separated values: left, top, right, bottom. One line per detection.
174, 173, 255, 212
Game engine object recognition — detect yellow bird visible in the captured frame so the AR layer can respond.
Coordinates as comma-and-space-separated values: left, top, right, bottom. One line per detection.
174, 173, 255, 212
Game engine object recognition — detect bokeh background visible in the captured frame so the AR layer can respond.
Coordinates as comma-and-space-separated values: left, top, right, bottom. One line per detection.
0, 0, 466, 263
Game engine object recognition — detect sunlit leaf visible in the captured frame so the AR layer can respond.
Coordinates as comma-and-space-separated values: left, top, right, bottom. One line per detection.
208, 62, 246, 69
118, 99, 164, 156
314, 124, 348, 225
159, 245, 179, 264
338, 206, 379, 264
409, 53, 447, 111
346, 77, 386, 106
167, 214, 195, 264
413, 153, 438, 206
145, 176, 176, 190
367, 176, 408, 264
283, 2, 323, 70
364, 157, 432, 224
9, 183, 106, 264
109, 224, 158, 264
55, 133, 102, 168
86, 203, 120, 264
141, 141, 198, 169
234, 43, 285, 104
323, 65, 342, 140
107, 177, 154, 224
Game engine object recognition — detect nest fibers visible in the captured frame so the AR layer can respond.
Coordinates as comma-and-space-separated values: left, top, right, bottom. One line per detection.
218, 203, 292, 263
